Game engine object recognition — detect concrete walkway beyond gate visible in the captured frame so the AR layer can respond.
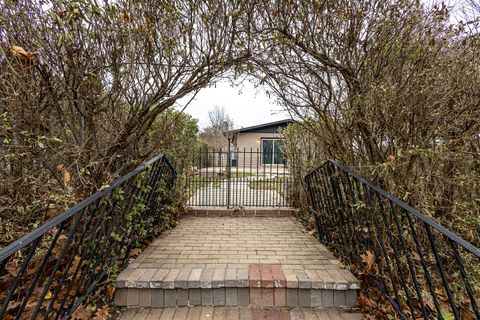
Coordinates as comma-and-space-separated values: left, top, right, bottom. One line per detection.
115, 213, 363, 318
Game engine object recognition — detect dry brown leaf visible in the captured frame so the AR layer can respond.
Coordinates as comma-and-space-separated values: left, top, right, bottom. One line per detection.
71, 305, 90, 320
5, 264, 18, 277
106, 283, 115, 300
128, 248, 142, 257
93, 305, 109, 320
411, 251, 421, 262
425, 299, 435, 311
466, 230, 474, 241
63, 170, 71, 186
361, 250, 375, 272
46, 203, 60, 219
57, 164, 71, 186
10, 46, 38, 60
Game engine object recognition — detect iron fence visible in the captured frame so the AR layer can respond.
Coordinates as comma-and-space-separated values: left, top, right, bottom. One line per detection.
0, 154, 176, 319
305, 160, 480, 320
187, 146, 291, 208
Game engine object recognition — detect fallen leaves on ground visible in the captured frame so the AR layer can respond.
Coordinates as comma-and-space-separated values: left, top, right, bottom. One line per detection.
128, 248, 142, 257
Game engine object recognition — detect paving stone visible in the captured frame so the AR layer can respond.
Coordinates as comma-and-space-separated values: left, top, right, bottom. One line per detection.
114, 288, 127, 305
226, 288, 238, 306
334, 290, 346, 307
120, 309, 137, 320
146, 308, 163, 319
225, 269, 237, 287
151, 289, 164, 307
116, 269, 135, 288
189, 288, 202, 306
226, 307, 241, 320
261, 288, 274, 306
237, 269, 249, 287
174, 307, 189, 319
200, 306, 214, 318
177, 289, 189, 306
322, 289, 335, 307
305, 270, 324, 289
202, 289, 214, 305
200, 269, 215, 288
126, 269, 147, 288
212, 306, 227, 320
346, 289, 358, 306
151, 269, 170, 288
271, 265, 286, 288
160, 307, 176, 320
274, 288, 286, 307
339, 269, 361, 289
176, 269, 192, 288
286, 288, 298, 306
310, 289, 322, 307
327, 270, 348, 290
260, 265, 273, 288
163, 269, 181, 289
139, 289, 152, 307
298, 289, 311, 307
249, 288, 262, 306
239, 307, 253, 320
213, 288, 226, 306
283, 269, 299, 288
248, 265, 261, 288
316, 270, 335, 290
164, 289, 177, 307
237, 288, 250, 306
138, 269, 157, 288
188, 269, 203, 288
126, 289, 140, 306
212, 269, 226, 288
295, 270, 311, 289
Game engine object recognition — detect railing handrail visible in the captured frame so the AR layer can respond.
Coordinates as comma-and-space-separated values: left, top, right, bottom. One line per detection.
0, 153, 174, 261
305, 159, 480, 258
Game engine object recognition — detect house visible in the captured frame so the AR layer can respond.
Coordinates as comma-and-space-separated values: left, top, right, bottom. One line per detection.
230, 119, 294, 168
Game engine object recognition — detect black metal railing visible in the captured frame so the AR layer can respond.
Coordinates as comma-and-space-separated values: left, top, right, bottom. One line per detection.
0, 154, 176, 319
188, 146, 291, 208
305, 160, 480, 320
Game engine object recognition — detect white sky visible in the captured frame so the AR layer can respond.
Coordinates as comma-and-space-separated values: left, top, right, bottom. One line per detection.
176, 79, 291, 130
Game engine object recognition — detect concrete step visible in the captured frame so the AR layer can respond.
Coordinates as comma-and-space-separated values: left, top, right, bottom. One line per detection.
119, 306, 365, 320
114, 266, 359, 308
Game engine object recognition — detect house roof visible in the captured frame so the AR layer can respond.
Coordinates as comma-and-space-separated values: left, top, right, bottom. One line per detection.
234, 119, 294, 133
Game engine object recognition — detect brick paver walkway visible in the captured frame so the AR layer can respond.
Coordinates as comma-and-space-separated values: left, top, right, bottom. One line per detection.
115, 217, 360, 308
129, 217, 342, 270
120, 307, 364, 320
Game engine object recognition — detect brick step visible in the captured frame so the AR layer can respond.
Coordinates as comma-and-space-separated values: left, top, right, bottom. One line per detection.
119, 306, 364, 320
115, 287, 357, 308
185, 207, 298, 217
114, 266, 359, 308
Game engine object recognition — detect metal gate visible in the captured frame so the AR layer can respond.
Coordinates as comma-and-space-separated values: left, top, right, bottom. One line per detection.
187, 144, 291, 208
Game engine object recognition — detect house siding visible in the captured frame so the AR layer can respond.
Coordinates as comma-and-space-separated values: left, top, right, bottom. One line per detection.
233, 132, 285, 168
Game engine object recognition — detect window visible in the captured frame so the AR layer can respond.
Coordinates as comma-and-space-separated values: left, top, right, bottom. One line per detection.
261, 139, 285, 164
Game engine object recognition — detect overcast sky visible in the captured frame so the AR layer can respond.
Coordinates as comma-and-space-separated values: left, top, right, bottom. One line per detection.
176, 79, 291, 130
